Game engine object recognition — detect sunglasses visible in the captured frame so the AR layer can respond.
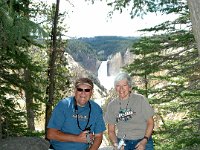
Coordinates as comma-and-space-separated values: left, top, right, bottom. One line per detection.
76, 88, 91, 92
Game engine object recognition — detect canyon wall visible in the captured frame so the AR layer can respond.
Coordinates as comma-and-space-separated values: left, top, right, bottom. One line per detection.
107, 49, 134, 76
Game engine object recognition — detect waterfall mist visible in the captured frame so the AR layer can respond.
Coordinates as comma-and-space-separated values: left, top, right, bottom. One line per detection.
97, 61, 115, 91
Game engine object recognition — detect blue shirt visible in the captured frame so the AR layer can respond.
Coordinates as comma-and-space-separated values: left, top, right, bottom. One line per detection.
47, 96, 106, 150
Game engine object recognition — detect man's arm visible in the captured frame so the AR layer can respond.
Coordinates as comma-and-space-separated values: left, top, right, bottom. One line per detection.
88, 132, 103, 150
47, 128, 89, 143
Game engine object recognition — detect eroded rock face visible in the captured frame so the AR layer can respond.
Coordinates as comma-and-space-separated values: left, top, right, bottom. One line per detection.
0, 137, 50, 150
107, 49, 134, 76
107, 52, 124, 76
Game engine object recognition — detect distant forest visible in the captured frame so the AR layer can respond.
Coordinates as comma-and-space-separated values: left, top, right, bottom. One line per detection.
66, 36, 139, 61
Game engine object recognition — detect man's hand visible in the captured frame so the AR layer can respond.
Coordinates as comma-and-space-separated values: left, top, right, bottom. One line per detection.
78, 131, 89, 143
78, 131, 94, 143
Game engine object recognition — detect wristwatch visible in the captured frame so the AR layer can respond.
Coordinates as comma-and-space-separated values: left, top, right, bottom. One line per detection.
143, 136, 149, 141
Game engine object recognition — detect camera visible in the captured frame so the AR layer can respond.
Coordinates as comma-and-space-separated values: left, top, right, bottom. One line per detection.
84, 127, 93, 145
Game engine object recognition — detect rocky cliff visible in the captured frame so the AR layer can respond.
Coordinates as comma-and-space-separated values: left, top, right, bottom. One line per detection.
69, 51, 101, 75
107, 49, 134, 76
68, 48, 135, 90
66, 36, 138, 76
65, 52, 107, 99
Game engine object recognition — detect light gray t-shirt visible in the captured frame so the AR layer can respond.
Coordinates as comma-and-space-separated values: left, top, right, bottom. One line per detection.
104, 93, 154, 140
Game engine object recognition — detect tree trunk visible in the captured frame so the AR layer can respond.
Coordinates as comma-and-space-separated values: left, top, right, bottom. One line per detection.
24, 0, 35, 131
187, 0, 200, 57
0, 106, 2, 139
24, 69, 35, 131
45, 0, 60, 139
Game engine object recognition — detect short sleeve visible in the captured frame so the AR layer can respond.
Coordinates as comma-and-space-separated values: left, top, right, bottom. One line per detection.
141, 96, 155, 120
104, 101, 116, 125
47, 101, 66, 130
93, 108, 106, 134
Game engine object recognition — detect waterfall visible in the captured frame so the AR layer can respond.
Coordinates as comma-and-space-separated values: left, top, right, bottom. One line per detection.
97, 61, 115, 90
94, 60, 115, 106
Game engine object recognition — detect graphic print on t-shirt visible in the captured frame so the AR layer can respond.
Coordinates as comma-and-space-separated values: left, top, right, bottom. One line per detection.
116, 108, 135, 122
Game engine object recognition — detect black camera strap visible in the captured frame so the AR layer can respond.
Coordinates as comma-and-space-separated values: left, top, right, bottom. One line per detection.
74, 98, 91, 131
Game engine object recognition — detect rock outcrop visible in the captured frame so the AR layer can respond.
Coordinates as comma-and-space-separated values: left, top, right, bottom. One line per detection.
107, 49, 134, 76
65, 52, 107, 99
0, 137, 49, 150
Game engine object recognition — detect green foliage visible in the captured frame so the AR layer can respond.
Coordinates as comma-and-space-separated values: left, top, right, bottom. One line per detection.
107, 0, 188, 18
0, 95, 27, 138
0, 0, 48, 138
66, 39, 97, 61
123, 7, 200, 149
154, 119, 200, 150
40, 4, 72, 105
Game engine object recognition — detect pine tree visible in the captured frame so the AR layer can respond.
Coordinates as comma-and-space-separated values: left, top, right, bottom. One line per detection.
124, 9, 199, 150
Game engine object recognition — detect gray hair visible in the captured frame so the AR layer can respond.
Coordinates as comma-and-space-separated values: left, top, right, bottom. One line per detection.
114, 72, 132, 87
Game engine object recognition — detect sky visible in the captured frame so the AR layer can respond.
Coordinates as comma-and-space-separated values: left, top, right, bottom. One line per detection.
55, 0, 177, 38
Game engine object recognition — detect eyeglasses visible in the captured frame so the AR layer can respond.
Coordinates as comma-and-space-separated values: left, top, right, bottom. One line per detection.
76, 88, 91, 92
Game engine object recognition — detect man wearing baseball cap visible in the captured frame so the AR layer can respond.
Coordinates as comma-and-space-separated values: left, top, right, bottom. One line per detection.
47, 77, 106, 150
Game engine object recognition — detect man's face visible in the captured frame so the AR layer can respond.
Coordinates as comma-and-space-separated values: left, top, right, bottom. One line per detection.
74, 84, 93, 106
